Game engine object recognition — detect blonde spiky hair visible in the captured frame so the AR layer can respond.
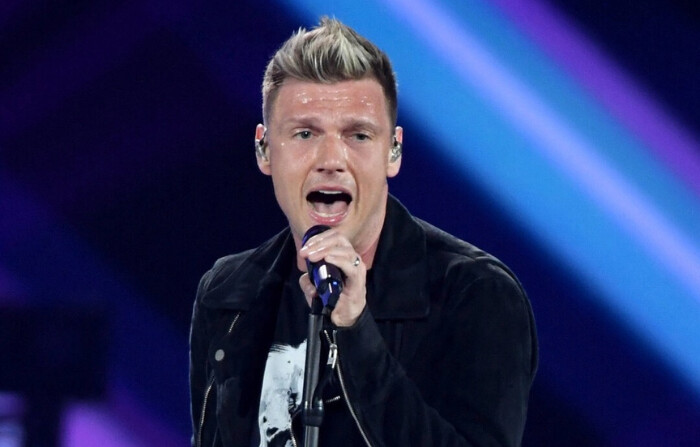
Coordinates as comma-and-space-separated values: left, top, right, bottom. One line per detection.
261, 17, 398, 125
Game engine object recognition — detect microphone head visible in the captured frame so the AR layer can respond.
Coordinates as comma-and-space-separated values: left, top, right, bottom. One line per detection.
302, 225, 344, 308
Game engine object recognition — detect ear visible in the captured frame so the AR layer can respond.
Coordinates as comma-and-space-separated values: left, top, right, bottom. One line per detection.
255, 124, 271, 175
387, 126, 402, 178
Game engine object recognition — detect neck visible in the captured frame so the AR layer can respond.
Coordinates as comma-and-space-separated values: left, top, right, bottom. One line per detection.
358, 237, 380, 270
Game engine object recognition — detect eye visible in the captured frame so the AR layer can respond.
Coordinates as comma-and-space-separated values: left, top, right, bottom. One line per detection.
294, 130, 313, 140
353, 133, 371, 142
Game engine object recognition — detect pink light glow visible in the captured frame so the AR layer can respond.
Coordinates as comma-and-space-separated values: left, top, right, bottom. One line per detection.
62, 386, 188, 447
62, 403, 147, 447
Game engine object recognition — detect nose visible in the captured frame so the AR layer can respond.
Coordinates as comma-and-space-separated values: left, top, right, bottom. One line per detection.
314, 136, 346, 173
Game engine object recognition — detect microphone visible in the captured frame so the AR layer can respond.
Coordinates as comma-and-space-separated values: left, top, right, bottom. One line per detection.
302, 225, 344, 309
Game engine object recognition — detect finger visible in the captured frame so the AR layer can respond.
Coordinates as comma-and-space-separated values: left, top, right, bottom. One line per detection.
298, 273, 316, 307
300, 228, 339, 250
323, 252, 363, 276
302, 238, 355, 264
300, 230, 350, 256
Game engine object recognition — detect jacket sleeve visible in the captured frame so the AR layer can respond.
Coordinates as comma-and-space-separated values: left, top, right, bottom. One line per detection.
333, 267, 537, 446
189, 269, 214, 447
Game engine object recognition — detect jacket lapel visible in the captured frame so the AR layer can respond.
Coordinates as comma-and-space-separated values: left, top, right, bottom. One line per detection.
367, 196, 430, 320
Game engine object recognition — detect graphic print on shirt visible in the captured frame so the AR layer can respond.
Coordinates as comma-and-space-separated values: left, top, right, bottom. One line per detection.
258, 339, 307, 447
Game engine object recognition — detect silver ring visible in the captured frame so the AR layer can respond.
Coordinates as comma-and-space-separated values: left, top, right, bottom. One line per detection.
353, 256, 360, 267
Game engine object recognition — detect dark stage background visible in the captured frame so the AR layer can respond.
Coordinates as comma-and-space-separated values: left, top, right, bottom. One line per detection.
1, 0, 699, 445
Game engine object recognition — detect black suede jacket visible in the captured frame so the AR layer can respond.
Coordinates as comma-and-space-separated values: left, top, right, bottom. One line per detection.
189, 196, 538, 446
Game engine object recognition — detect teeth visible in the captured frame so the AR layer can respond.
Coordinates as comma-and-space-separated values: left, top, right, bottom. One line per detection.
319, 190, 342, 194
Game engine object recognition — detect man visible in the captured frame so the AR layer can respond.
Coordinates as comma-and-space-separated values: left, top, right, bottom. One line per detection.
190, 17, 537, 447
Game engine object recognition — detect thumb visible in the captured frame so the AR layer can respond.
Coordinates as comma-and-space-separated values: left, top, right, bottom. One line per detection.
298, 273, 316, 307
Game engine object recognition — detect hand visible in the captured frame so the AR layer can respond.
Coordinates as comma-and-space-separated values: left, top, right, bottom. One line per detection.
298, 229, 366, 327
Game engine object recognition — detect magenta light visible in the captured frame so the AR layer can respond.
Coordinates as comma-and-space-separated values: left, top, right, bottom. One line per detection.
62, 386, 188, 447
63, 403, 146, 447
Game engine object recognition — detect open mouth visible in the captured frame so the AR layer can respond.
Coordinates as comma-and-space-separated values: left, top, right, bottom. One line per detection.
307, 190, 352, 217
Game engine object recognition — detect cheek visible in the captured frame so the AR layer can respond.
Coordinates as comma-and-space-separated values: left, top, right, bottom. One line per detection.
271, 146, 313, 173
357, 156, 391, 183
270, 164, 305, 203
271, 171, 295, 195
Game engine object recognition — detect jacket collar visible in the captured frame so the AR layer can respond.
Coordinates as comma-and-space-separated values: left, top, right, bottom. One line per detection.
202, 195, 430, 320
201, 229, 296, 310
367, 195, 429, 319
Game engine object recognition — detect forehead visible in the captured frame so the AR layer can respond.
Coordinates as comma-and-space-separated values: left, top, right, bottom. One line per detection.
269, 78, 389, 126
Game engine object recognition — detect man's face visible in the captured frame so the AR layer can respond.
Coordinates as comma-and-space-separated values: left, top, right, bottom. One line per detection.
257, 77, 402, 254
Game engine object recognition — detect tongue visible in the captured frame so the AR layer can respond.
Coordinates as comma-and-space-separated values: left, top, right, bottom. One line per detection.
311, 200, 348, 216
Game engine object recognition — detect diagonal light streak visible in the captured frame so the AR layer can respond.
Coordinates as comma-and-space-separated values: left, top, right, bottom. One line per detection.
383, 0, 700, 304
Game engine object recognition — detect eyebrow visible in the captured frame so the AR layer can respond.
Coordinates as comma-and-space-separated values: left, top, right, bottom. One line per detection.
279, 115, 382, 133
344, 117, 380, 131
281, 115, 321, 127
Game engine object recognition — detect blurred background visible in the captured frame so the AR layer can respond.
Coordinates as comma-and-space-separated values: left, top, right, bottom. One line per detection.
1, 0, 699, 445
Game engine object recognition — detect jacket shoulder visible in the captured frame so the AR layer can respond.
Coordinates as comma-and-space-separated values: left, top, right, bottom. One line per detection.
417, 218, 524, 292
195, 228, 294, 310
199, 250, 256, 296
